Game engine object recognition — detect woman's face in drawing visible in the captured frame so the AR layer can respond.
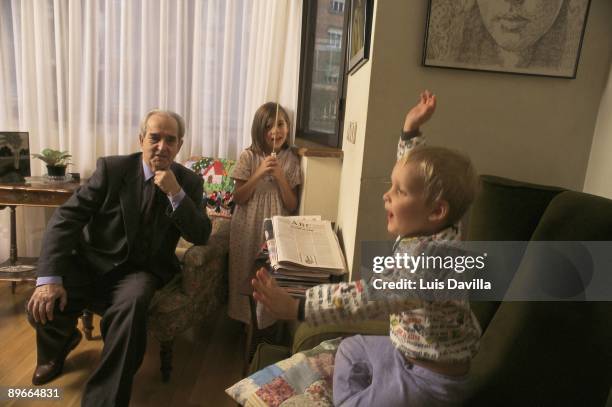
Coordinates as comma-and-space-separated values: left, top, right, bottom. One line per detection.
476, 0, 564, 52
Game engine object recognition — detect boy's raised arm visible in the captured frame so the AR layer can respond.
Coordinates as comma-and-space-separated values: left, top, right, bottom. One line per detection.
397, 90, 437, 161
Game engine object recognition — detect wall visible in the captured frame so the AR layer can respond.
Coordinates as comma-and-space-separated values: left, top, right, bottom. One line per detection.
299, 156, 343, 222
338, 0, 612, 276
584, 64, 612, 198
335, 59, 372, 274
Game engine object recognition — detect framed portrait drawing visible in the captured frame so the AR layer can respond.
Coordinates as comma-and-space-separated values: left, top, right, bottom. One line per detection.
0, 132, 30, 183
347, 0, 373, 74
422, 0, 592, 78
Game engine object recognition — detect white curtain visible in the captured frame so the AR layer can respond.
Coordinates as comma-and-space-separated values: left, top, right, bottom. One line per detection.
0, 0, 302, 259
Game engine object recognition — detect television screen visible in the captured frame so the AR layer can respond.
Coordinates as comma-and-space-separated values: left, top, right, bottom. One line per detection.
0, 132, 30, 183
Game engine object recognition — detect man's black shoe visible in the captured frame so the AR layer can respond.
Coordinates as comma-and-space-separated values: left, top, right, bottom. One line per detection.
32, 329, 82, 385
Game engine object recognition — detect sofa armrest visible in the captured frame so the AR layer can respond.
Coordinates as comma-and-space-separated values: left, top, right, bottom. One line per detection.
181, 218, 230, 296
291, 320, 389, 354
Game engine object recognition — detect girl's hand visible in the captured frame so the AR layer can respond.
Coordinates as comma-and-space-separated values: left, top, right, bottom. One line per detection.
270, 157, 285, 181
252, 268, 299, 320
403, 90, 437, 132
253, 156, 277, 180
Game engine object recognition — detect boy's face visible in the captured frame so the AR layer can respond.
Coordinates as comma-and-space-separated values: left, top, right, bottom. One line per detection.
383, 162, 438, 237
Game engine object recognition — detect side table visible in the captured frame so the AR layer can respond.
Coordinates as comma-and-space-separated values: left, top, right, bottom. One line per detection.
0, 180, 81, 292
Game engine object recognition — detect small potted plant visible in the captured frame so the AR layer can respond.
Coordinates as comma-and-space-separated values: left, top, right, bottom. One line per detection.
31, 148, 72, 177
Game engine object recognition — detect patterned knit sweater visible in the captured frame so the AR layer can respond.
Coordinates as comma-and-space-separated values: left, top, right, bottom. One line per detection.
303, 130, 481, 363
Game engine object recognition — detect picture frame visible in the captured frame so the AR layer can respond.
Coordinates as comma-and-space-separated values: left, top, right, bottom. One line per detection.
422, 0, 592, 79
0, 132, 30, 183
347, 0, 373, 74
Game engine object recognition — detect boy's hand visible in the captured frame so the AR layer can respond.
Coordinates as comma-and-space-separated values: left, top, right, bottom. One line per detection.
252, 268, 299, 320
403, 90, 437, 132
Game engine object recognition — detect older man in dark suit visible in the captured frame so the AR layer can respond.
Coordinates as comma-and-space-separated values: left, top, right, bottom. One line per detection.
26, 110, 211, 406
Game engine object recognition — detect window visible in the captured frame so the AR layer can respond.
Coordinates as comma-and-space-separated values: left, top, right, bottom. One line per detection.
297, 0, 348, 148
330, 0, 345, 14
325, 72, 339, 84
328, 28, 342, 49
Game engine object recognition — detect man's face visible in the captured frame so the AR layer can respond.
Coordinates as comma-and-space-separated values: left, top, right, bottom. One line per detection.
139, 113, 182, 171
477, 0, 563, 52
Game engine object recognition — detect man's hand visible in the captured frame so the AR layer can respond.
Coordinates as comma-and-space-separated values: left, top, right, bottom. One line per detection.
154, 170, 181, 197
252, 268, 299, 320
27, 284, 67, 324
403, 90, 437, 132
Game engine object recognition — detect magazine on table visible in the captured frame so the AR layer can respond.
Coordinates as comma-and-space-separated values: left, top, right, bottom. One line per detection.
270, 215, 346, 275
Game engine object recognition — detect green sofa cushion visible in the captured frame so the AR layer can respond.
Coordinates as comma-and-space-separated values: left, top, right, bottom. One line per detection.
247, 318, 389, 375
292, 320, 389, 354
531, 190, 612, 240
466, 175, 565, 241
467, 175, 566, 332
467, 190, 612, 406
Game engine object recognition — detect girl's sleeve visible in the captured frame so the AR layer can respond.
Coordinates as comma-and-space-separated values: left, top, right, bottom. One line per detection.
232, 150, 252, 181
286, 152, 303, 189
397, 129, 425, 161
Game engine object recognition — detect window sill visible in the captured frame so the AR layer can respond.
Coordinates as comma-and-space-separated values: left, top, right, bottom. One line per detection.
293, 138, 343, 158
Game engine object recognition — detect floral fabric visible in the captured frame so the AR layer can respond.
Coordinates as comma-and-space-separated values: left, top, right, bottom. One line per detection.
148, 214, 230, 342
226, 338, 340, 407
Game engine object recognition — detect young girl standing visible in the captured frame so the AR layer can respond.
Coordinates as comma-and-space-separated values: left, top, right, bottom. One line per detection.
228, 102, 302, 326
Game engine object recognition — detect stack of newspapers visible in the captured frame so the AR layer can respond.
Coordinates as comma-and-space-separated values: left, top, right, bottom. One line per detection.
263, 215, 346, 297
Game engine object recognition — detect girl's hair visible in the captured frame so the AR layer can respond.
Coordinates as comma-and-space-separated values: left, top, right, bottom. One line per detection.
399, 145, 479, 226
250, 102, 291, 154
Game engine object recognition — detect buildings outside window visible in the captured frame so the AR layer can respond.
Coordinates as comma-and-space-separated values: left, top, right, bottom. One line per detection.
297, 0, 347, 147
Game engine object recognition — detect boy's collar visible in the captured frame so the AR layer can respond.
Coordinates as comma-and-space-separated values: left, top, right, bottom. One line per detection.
393, 224, 460, 251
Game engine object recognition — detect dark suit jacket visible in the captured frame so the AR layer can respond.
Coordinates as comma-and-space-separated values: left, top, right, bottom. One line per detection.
37, 152, 211, 285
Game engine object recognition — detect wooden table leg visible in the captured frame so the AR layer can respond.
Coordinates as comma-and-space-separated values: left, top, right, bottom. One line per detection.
7, 206, 18, 294
9, 205, 17, 264
81, 310, 94, 340
160, 340, 174, 382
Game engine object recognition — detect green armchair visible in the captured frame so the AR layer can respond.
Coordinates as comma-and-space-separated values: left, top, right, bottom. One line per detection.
249, 175, 612, 406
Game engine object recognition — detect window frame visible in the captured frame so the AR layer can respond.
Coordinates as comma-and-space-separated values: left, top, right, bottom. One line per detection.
296, 0, 349, 148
